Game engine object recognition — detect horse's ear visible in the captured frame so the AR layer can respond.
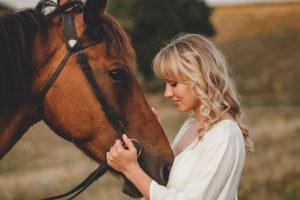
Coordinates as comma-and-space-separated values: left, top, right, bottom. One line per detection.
83, 0, 107, 25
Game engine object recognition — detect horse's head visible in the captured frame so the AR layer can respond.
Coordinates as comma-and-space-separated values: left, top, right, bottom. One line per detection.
31, 0, 173, 197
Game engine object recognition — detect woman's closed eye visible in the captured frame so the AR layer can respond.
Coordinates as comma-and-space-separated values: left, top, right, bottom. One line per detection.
171, 82, 177, 87
166, 80, 178, 87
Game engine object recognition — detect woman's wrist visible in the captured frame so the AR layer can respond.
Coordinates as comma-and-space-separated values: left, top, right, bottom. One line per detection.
124, 163, 152, 200
123, 162, 141, 180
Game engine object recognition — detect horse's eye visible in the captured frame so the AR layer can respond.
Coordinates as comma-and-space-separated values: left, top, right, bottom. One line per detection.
108, 69, 127, 82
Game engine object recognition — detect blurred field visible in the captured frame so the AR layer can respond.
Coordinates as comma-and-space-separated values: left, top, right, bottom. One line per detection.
1, 2, 300, 200
212, 2, 300, 106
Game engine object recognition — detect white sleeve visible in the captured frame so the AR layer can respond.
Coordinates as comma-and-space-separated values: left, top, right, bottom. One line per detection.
149, 128, 244, 200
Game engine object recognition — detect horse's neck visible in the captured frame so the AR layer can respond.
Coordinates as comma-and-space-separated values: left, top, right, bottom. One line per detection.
0, 105, 40, 159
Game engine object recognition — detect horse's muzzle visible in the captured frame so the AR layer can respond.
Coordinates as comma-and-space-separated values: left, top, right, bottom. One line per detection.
161, 162, 172, 185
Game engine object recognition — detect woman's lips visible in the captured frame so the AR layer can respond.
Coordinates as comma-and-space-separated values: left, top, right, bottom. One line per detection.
172, 100, 180, 105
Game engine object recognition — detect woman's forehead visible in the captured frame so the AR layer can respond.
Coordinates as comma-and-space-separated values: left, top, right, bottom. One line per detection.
164, 76, 189, 83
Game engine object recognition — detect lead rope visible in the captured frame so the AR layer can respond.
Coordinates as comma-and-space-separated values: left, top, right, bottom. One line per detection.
40, 164, 109, 200
41, 139, 142, 200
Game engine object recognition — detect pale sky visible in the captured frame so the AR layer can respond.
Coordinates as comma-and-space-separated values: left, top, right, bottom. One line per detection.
1, 0, 298, 9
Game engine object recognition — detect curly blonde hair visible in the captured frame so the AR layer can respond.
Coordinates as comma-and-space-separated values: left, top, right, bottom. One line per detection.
153, 33, 253, 153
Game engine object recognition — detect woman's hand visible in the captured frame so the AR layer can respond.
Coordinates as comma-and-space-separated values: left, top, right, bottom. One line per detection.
107, 135, 153, 200
151, 106, 162, 125
107, 134, 139, 177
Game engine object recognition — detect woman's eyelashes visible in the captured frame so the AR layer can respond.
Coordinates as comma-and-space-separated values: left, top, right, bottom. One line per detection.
170, 82, 177, 87
166, 80, 178, 87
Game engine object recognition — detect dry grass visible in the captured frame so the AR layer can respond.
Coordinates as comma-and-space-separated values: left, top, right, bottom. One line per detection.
211, 2, 300, 106
210, 4, 300, 198
211, 2, 300, 43
240, 107, 300, 200
1, 99, 299, 200
1, 2, 300, 200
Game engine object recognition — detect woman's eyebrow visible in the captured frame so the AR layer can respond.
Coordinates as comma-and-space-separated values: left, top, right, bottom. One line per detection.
165, 79, 176, 83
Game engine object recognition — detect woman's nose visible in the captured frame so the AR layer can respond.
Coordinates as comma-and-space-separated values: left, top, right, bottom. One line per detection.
164, 84, 173, 98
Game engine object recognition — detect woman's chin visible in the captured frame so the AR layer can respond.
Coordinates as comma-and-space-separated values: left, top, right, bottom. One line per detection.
122, 178, 143, 198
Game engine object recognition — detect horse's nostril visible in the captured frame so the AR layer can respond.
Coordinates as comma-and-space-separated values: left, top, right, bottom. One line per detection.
162, 164, 172, 183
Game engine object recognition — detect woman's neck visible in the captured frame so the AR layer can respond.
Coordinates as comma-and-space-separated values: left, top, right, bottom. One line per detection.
193, 108, 205, 129
193, 107, 204, 122
193, 107, 235, 124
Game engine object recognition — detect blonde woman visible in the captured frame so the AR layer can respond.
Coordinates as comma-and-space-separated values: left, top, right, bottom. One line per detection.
107, 33, 253, 200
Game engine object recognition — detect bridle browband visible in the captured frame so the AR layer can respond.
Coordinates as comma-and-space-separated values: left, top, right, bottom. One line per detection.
38, 1, 141, 199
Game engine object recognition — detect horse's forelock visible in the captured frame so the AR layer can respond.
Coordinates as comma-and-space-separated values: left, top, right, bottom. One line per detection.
86, 13, 136, 70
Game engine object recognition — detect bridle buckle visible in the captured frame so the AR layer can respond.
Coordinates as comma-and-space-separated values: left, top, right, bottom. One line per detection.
59, 0, 84, 13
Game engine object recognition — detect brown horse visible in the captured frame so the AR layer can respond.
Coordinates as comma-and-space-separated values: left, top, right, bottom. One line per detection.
0, 0, 174, 198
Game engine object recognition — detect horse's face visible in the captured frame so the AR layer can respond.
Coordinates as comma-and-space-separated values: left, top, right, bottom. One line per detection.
33, 0, 173, 197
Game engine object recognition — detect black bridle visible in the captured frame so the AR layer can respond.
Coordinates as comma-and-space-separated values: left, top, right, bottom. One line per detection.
38, 1, 128, 199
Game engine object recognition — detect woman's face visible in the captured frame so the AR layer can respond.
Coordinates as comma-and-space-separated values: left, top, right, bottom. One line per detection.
164, 79, 200, 112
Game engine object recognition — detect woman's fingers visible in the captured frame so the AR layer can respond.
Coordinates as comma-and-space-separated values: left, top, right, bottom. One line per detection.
122, 134, 134, 149
115, 139, 123, 150
151, 106, 162, 124
108, 136, 138, 160
122, 134, 137, 154
106, 152, 113, 164
107, 136, 139, 173
151, 106, 159, 116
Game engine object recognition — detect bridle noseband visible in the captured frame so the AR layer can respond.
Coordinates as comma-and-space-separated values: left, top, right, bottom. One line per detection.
39, 1, 141, 199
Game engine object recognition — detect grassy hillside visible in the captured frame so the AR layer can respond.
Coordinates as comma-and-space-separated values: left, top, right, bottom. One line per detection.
212, 2, 300, 106
210, 3, 300, 199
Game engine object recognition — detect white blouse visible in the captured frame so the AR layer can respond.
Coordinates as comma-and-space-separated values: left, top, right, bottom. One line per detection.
149, 119, 246, 200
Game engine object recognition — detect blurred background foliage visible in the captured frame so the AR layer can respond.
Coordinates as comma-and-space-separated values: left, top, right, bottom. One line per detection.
0, 3, 10, 14
107, 0, 214, 81
0, 1, 299, 200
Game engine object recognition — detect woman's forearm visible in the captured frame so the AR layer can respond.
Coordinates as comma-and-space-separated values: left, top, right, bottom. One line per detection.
124, 164, 153, 200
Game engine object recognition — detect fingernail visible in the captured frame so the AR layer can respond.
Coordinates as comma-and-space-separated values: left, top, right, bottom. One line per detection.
123, 134, 128, 139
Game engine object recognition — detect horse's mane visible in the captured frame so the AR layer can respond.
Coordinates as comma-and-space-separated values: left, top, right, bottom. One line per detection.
0, 7, 46, 116
0, 0, 135, 116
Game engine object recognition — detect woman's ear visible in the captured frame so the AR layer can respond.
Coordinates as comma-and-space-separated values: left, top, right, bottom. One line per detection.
83, 0, 107, 26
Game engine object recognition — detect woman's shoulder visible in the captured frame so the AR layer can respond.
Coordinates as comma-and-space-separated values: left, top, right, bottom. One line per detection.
171, 116, 197, 146
207, 120, 243, 141
178, 116, 195, 132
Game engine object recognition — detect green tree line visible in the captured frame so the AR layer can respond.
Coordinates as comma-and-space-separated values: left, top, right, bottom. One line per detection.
108, 0, 215, 82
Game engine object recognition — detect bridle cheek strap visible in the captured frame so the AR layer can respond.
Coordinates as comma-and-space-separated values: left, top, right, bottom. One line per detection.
39, 9, 111, 200
39, 2, 142, 199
